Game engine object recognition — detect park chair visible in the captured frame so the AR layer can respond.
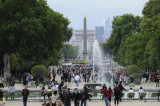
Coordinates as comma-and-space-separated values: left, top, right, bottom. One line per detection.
47, 89, 52, 98
39, 84, 43, 88
127, 93, 135, 99
34, 92, 40, 99
139, 93, 146, 99
5, 93, 11, 100
31, 82, 36, 88
151, 93, 158, 99
125, 81, 128, 85
28, 91, 35, 100
97, 93, 103, 99
21, 82, 24, 87
15, 92, 22, 100
122, 92, 125, 97
129, 83, 134, 87
27, 82, 32, 87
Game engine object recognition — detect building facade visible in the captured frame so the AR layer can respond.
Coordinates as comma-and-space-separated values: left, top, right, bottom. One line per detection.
74, 30, 95, 53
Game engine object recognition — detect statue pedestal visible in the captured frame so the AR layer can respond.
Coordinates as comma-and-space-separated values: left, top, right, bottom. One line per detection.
3, 68, 11, 77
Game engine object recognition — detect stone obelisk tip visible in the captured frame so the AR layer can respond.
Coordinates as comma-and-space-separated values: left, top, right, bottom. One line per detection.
84, 14, 86, 18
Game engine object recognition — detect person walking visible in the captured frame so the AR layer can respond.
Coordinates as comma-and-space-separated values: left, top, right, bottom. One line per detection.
46, 97, 54, 106
0, 90, 5, 106
75, 74, 80, 87
118, 81, 126, 102
52, 91, 59, 106
158, 89, 160, 101
80, 88, 89, 106
11, 76, 15, 86
108, 87, 113, 106
155, 73, 160, 87
8, 84, 16, 100
22, 85, 29, 106
73, 88, 80, 106
101, 86, 109, 106
93, 74, 98, 83
114, 82, 120, 106
63, 89, 72, 106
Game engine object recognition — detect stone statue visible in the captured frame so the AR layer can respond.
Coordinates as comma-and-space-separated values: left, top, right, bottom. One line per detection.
3, 53, 10, 68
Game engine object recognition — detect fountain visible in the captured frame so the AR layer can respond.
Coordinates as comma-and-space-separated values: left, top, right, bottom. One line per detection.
92, 40, 113, 85
93, 40, 103, 75
85, 40, 112, 96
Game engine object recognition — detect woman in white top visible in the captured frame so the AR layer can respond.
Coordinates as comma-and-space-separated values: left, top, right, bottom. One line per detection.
8, 84, 16, 100
52, 91, 59, 106
128, 88, 134, 100
139, 87, 144, 100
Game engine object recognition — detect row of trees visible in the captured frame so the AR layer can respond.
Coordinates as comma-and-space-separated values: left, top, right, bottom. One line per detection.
106, 0, 160, 71
61, 44, 78, 60
0, 0, 72, 72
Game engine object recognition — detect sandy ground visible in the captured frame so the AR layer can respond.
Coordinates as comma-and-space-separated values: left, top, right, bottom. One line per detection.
6, 100, 160, 106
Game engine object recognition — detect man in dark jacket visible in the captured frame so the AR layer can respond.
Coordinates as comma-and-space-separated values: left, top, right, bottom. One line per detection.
72, 88, 80, 106
22, 85, 29, 106
63, 89, 72, 106
80, 88, 89, 106
118, 81, 126, 102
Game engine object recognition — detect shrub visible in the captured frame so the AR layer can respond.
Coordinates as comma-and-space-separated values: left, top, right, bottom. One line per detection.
126, 65, 140, 75
132, 73, 141, 85
31, 65, 47, 77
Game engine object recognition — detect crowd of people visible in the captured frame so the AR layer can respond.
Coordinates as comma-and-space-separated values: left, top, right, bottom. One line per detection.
21, 83, 92, 106
140, 71, 160, 87
0, 65, 159, 106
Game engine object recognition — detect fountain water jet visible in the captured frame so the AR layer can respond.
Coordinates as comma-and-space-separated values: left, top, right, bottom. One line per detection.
93, 40, 112, 85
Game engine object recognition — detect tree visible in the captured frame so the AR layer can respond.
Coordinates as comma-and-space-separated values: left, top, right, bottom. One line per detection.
141, 0, 160, 70
61, 44, 78, 60
107, 14, 142, 61
99, 42, 111, 56
0, 0, 72, 71
117, 32, 148, 67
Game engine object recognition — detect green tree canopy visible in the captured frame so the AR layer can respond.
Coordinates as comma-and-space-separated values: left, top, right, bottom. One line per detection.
107, 14, 142, 61
0, 0, 72, 70
141, 0, 160, 70
61, 44, 78, 60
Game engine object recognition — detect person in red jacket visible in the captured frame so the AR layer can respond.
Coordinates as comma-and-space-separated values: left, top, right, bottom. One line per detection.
101, 86, 109, 106
100, 84, 107, 99
22, 85, 29, 106
108, 87, 113, 106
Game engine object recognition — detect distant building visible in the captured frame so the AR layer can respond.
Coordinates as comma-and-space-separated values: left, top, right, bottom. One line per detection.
74, 30, 94, 52
102, 17, 112, 42
95, 26, 104, 42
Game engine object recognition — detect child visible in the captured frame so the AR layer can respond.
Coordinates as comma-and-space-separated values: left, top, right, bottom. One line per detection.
108, 87, 113, 106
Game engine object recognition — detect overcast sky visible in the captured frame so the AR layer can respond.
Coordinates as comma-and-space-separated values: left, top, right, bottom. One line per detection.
47, 0, 149, 30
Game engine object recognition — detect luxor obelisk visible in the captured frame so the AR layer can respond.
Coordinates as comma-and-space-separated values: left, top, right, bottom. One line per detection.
83, 14, 87, 61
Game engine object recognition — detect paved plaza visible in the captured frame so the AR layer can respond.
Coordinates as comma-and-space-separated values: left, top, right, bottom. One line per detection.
6, 101, 160, 106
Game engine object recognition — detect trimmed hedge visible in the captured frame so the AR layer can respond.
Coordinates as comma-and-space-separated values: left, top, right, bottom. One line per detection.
126, 65, 140, 85
126, 65, 140, 75
31, 65, 47, 77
